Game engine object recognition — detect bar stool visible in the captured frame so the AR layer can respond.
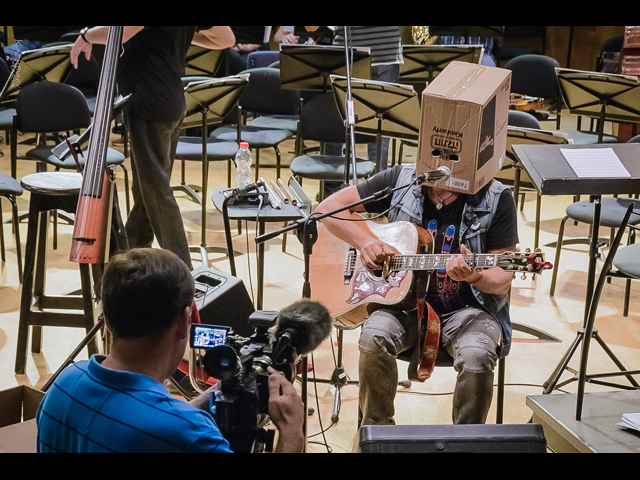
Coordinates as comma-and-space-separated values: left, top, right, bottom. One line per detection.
15, 172, 100, 375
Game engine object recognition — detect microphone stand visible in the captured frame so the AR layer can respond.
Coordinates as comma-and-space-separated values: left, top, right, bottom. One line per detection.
342, 26, 359, 188
255, 177, 424, 432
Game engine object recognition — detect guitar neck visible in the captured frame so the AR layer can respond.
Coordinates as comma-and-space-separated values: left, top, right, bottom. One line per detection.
389, 253, 498, 272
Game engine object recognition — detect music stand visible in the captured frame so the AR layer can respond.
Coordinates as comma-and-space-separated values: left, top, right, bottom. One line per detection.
0, 44, 72, 102
185, 45, 226, 78
176, 75, 249, 265
279, 45, 371, 92
330, 75, 421, 173
512, 143, 640, 408
556, 68, 640, 143
400, 45, 484, 87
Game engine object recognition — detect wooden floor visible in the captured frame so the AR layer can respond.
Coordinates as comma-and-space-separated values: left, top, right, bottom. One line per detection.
1, 116, 639, 453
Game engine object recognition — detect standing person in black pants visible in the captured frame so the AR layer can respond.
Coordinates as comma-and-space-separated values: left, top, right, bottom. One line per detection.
71, 26, 235, 270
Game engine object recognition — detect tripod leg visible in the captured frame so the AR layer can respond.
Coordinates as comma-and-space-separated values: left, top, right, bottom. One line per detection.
543, 329, 584, 394
594, 333, 640, 388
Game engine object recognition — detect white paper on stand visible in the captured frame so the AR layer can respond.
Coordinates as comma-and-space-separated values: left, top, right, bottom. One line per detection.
561, 148, 632, 178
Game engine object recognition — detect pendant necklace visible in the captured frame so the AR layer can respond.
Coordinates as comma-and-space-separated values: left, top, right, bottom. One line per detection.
432, 189, 454, 210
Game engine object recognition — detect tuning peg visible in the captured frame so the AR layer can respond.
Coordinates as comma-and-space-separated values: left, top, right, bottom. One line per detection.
521, 273, 528, 280
525, 248, 531, 254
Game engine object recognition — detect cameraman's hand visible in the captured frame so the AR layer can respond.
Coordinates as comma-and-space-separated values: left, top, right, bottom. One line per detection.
268, 367, 305, 453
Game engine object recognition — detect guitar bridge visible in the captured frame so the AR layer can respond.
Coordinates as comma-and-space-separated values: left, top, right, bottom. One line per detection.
344, 248, 357, 285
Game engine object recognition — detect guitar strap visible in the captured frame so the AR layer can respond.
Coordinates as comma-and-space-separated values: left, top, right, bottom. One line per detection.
408, 272, 441, 383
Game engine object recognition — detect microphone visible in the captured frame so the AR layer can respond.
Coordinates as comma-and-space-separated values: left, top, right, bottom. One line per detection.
417, 166, 451, 183
231, 180, 266, 198
273, 299, 333, 359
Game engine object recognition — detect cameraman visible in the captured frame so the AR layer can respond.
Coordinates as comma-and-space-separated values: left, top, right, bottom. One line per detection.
36, 248, 305, 453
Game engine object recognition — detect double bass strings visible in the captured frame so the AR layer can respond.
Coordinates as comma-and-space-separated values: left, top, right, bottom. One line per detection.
72, 26, 123, 258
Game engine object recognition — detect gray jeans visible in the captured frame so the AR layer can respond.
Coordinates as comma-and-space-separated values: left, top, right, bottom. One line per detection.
358, 307, 501, 426
124, 113, 193, 270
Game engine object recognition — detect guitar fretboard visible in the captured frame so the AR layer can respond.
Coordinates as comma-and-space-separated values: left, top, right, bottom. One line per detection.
346, 251, 499, 273
389, 254, 498, 272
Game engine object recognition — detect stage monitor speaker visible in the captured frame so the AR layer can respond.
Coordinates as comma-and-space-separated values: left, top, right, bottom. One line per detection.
192, 267, 256, 338
356, 424, 547, 453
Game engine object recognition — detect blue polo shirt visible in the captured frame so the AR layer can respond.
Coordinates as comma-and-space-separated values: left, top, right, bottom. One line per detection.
36, 355, 232, 453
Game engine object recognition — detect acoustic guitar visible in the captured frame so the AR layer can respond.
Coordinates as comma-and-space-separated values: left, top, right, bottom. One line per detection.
509, 93, 546, 112
309, 217, 552, 381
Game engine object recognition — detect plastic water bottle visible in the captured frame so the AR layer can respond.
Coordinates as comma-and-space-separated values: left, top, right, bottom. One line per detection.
235, 142, 253, 188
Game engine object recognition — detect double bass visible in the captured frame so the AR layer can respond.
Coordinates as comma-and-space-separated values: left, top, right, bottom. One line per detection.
70, 26, 127, 264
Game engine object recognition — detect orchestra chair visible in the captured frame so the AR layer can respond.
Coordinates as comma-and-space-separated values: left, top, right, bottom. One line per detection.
0, 58, 16, 154
245, 57, 300, 139
10, 82, 129, 213
63, 52, 101, 115
0, 172, 23, 283
505, 54, 561, 126
209, 67, 300, 181
549, 135, 640, 300
247, 51, 280, 69
289, 91, 375, 202
574, 202, 640, 420
497, 111, 570, 249
499, 111, 542, 206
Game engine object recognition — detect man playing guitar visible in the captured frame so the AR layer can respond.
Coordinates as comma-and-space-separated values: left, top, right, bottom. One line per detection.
315, 164, 519, 426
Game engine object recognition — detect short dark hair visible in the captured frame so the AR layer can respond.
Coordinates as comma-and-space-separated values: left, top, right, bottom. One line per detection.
102, 248, 195, 339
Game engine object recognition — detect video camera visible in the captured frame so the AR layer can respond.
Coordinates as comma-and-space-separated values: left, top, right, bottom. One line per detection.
189, 300, 332, 453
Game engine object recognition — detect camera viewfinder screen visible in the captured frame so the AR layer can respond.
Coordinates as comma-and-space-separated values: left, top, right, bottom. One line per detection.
191, 325, 229, 348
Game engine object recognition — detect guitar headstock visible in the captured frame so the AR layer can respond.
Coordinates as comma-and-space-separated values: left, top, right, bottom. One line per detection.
497, 249, 553, 278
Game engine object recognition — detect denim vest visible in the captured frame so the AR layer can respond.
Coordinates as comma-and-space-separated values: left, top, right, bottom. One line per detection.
387, 166, 513, 357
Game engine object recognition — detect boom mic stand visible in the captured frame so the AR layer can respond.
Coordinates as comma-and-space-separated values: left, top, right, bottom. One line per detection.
342, 26, 359, 188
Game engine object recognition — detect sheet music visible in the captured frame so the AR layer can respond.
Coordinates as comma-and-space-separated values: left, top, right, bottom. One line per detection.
617, 412, 640, 432
561, 148, 632, 178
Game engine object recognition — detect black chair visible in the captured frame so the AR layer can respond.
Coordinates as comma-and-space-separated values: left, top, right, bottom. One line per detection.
209, 67, 300, 181
10, 82, 129, 211
63, 53, 101, 114
497, 111, 570, 249
0, 59, 15, 154
549, 135, 640, 298
0, 172, 23, 283
597, 35, 624, 73
289, 91, 375, 201
505, 54, 561, 126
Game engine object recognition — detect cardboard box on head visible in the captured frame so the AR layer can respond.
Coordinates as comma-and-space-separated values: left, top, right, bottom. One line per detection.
417, 61, 512, 195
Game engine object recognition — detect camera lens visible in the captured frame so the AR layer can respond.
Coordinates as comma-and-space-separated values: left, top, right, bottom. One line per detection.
202, 345, 242, 381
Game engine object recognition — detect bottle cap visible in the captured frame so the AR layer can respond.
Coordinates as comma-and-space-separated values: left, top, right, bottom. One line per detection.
240, 142, 250, 149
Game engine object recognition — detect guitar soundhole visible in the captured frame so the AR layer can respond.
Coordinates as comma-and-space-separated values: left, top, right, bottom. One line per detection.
347, 269, 408, 305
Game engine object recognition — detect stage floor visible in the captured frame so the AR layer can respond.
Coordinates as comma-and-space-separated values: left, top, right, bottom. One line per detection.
528, 390, 640, 453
